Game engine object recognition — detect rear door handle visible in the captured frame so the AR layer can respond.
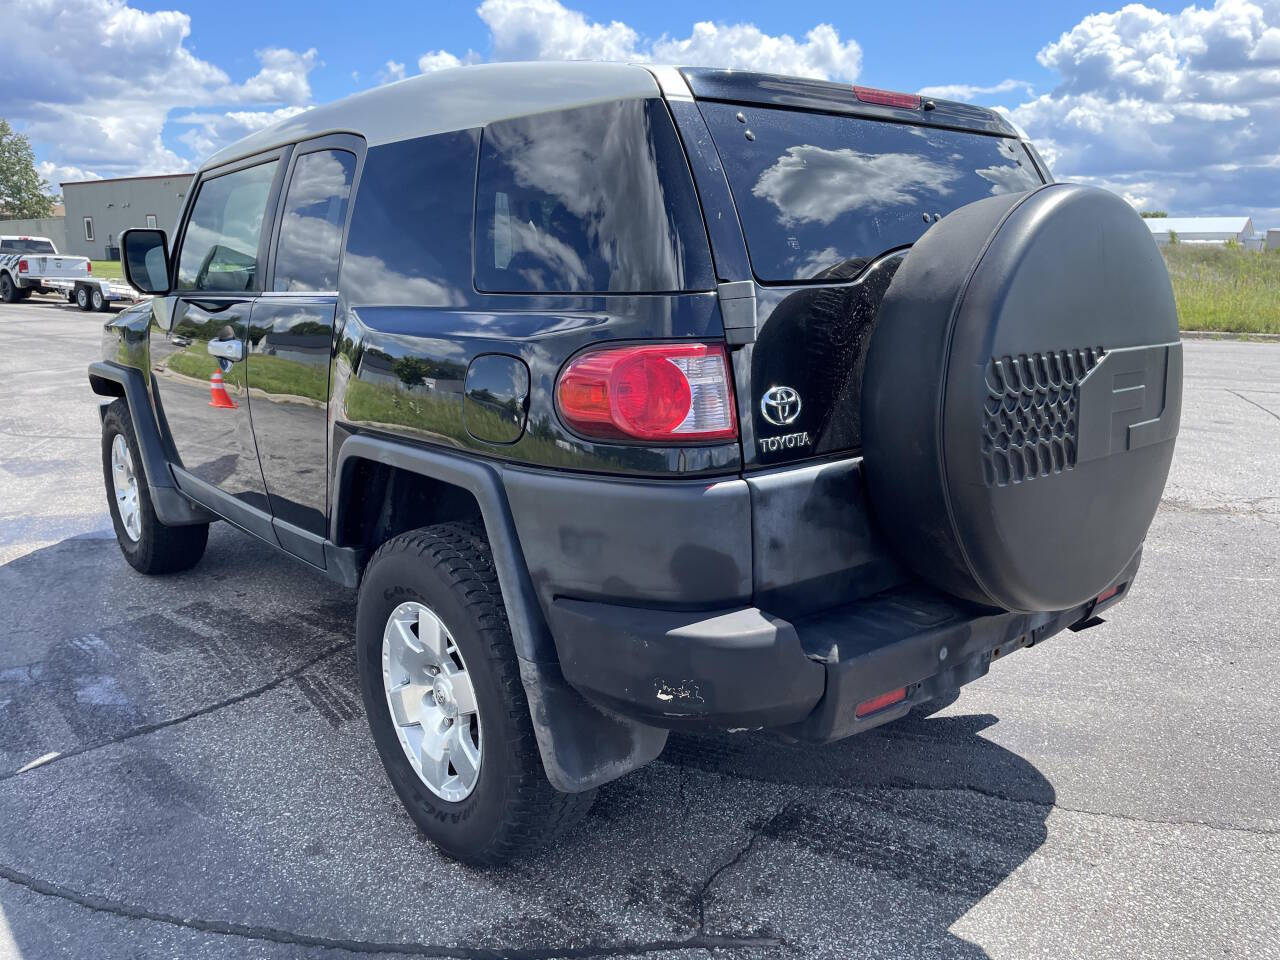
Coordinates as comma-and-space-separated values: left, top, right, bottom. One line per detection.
208, 339, 244, 362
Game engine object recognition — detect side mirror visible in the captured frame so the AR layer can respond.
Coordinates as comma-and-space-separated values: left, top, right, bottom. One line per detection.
121, 228, 172, 295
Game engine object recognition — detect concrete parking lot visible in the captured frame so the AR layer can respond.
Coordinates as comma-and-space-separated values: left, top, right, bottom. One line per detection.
0, 295, 1276, 960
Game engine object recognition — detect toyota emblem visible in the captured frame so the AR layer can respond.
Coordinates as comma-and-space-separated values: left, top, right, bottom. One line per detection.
760, 386, 802, 426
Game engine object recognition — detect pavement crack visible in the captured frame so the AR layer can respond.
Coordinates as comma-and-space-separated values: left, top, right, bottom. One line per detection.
1227, 388, 1280, 424
0, 639, 349, 784
697, 800, 794, 934
0, 863, 780, 958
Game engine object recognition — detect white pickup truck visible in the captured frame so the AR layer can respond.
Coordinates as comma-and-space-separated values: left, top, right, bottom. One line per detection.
0, 235, 142, 311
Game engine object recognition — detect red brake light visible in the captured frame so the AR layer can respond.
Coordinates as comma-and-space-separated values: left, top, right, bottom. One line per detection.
852, 85, 922, 110
86, 261, 92, 274
557, 343, 737, 442
855, 687, 908, 718
17, 259, 28, 272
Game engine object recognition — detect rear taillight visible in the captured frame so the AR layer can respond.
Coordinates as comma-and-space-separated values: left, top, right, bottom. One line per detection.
852, 85, 922, 110
17, 259, 28, 272
557, 343, 737, 442
86, 262, 92, 274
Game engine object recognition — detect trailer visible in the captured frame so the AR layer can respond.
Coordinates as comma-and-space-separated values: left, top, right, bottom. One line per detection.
0, 235, 142, 311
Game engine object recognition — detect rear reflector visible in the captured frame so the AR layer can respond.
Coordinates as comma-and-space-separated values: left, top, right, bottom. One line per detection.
1097, 584, 1123, 603
557, 342, 737, 442
854, 687, 907, 718
852, 86, 922, 110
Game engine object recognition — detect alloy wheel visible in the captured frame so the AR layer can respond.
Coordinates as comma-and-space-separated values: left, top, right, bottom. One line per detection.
110, 433, 141, 541
381, 601, 482, 802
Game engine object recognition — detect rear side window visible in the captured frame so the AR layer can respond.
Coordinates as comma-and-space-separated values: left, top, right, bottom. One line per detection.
701, 102, 1043, 283
342, 130, 477, 306
475, 99, 713, 294
177, 160, 278, 291
273, 148, 356, 292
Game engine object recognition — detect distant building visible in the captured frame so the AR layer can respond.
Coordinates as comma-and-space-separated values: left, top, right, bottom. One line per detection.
0, 215, 67, 253
60, 173, 194, 259
1145, 216, 1255, 247
1267, 228, 1280, 253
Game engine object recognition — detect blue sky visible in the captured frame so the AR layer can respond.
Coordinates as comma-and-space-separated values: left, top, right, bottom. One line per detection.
6, 0, 1280, 224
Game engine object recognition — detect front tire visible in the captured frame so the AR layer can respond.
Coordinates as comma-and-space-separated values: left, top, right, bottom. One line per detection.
75, 285, 92, 311
91, 287, 108, 311
357, 522, 594, 864
101, 399, 209, 574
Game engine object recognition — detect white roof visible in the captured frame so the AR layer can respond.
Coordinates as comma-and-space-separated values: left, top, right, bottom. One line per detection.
205, 61, 660, 170
1145, 216, 1254, 236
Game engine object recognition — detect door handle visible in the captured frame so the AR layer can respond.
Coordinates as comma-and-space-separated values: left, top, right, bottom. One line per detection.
208, 339, 244, 362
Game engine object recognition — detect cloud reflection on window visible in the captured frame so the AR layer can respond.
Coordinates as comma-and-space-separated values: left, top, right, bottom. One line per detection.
475, 99, 712, 294
752, 146, 961, 226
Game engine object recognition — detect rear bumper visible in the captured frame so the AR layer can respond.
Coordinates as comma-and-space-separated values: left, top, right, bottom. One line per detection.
549, 550, 1140, 741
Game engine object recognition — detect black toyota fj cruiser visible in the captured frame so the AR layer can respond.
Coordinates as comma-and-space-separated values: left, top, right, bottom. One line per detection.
91, 62, 1182, 864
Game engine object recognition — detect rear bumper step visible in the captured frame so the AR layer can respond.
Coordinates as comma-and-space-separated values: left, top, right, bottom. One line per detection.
548, 551, 1138, 740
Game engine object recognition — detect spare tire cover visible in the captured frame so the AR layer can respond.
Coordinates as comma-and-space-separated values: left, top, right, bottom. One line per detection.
862, 184, 1182, 612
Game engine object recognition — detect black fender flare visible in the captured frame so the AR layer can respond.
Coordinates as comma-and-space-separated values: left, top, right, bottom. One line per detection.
332, 433, 667, 793
87, 360, 215, 527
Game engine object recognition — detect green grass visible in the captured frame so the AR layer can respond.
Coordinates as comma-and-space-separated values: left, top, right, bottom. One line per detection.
164, 345, 329, 402
90, 260, 123, 280
1162, 245, 1280, 334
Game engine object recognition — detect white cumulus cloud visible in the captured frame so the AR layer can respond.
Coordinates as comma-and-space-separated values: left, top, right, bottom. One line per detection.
417, 0, 862, 82
1007, 0, 1280, 221
2, 0, 320, 181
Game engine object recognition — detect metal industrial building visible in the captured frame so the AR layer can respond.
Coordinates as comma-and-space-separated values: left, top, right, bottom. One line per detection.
1144, 216, 1256, 247
59, 173, 194, 259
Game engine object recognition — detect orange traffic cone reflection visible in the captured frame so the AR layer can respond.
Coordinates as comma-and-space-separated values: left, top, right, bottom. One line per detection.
209, 368, 237, 408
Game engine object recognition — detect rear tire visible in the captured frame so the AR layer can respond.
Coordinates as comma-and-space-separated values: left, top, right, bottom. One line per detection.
0, 274, 15, 303
75, 285, 92, 311
91, 287, 107, 311
357, 522, 595, 865
101, 399, 209, 574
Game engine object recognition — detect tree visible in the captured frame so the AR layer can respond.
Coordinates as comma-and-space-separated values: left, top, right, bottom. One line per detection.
0, 119, 58, 219
1140, 211, 1168, 218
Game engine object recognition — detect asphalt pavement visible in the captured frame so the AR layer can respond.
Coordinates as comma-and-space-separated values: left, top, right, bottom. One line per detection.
0, 295, 1276, 960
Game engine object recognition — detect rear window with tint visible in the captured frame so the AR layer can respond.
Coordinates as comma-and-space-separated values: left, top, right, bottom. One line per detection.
701, 102, 1043, 283
475, 99, 713, 294
1, 238, 56, 255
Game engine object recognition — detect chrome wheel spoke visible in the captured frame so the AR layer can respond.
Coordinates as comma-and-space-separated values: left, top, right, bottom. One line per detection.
446, 667, 478, 718
447, 722, 480, 788
387, 681, 426, 726
418, 721, 451, 790
389, 616, 433, 676
415, 606, 447, 660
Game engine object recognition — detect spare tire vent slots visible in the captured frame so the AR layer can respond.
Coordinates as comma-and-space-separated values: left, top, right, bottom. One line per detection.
982, 346, 1106, 487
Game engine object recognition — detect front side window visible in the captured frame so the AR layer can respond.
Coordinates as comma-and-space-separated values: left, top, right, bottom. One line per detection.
273, 149, 356, 292
176, 159, 278, 292
475, 99, 713, 294
701, 102, 1044, 283
146, 214, 157, 228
